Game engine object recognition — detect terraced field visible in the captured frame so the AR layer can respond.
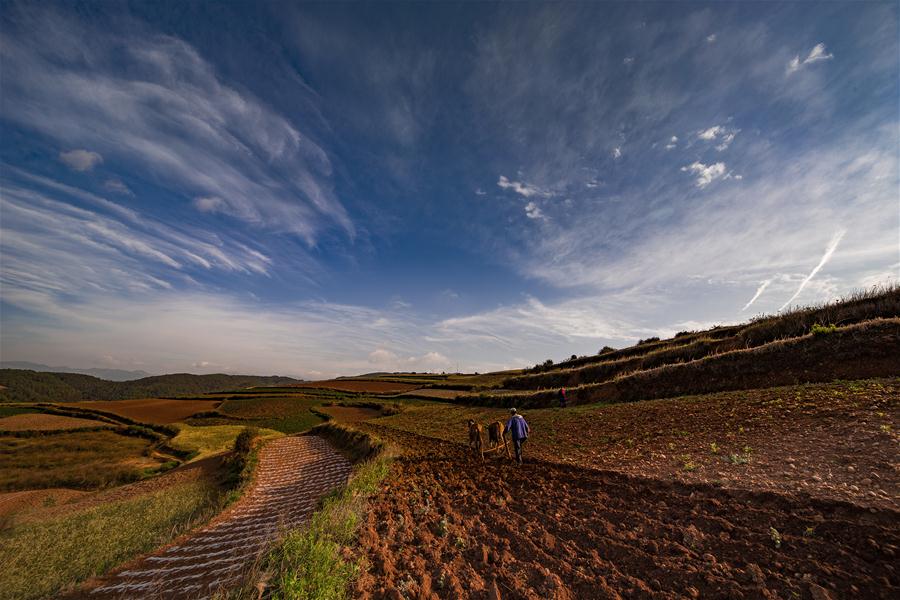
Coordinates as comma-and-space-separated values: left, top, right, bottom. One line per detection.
58, 399, 222, 424
0, 413, 110, 431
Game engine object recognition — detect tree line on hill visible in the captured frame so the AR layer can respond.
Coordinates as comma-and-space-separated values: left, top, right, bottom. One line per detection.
0, 370, 301, 403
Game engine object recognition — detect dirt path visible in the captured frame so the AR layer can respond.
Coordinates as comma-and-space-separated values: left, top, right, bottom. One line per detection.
356, 425, 899, 599
78, 435, 351, 599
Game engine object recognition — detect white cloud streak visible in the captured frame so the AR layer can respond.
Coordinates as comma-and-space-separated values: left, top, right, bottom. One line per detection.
787, 42, 834, 75
1, 10, 351, 242
497, 175, 549, 198
103, 178, 133, 196
681, 161, 727, 188
741, 279, 772, 311
697, 125, 739, 151
778, 230, 846, 311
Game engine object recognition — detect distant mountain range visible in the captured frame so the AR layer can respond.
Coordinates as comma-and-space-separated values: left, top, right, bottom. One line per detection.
0, 361, 152, 382
0, 369, 302, 403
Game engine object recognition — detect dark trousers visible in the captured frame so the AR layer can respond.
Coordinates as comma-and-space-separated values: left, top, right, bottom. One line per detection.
513, 437, 526, 463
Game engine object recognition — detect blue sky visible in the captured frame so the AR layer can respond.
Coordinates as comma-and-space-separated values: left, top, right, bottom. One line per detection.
1, 1, 897, 378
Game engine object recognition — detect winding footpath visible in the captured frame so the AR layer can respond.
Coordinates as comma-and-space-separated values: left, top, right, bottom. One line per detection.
84, 435, 351, 600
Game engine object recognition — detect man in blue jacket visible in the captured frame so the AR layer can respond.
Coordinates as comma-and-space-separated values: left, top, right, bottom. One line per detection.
505, 408, 530, 465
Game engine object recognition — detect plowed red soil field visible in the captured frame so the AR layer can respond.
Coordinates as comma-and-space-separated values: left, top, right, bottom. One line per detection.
377, 379, 900, 510
355, 426, 899, 600
291, 379, 421, 393
59, 399, 221, 424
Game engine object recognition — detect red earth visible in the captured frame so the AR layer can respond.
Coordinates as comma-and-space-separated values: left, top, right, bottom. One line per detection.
290, 380, 422, 394
375, 379, 900, 511
59, 399, 222, 424
354, 425, 899, 600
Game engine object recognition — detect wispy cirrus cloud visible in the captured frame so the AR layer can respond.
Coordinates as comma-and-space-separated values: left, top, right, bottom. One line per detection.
681, 161, 727, 188
697, 125, 739, 151
778, 230, 846, 311
0, 8, 351, 243
59, 149, 103, 171
787, 43, 834, 75
497, 175, 549, 198
524, 201, 545, 220
103, 178, 133, 196
741, 279, 773, 311
0, 171, 275, 317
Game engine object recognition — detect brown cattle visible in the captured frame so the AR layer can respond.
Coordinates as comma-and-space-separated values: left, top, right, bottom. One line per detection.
468, 419, 484, 461
487, 420, 511, 459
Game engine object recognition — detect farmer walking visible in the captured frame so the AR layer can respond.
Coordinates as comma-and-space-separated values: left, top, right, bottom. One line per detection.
506, 408, 530, 465
559, 387, 567, 408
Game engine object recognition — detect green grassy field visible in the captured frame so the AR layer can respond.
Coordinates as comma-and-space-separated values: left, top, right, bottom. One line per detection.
217, 396, 327, 433
0, 479, 220, 600
0, 430, 162, 491
0, 406, 40, 418
170, 424, 283, 462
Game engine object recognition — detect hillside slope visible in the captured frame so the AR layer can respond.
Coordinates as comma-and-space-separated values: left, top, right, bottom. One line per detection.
462, 318, 900, 407
0, 371, 301, 403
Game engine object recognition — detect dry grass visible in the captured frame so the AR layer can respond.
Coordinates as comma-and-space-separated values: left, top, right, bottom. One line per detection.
0, 413, 110, 432
0, 479, 220, 600
510, 284, 899, 386
169, 424, 282, 462
0, 430, 160, 491
466, 319, 900, 408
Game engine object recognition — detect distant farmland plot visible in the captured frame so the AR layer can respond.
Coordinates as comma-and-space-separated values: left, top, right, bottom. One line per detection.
0, 413, 110, 431
217, 396, 326, 433
58, 398, 221, 424
0, 430, 161, 491
289, 379, 421, 393
170, 424, 282, 461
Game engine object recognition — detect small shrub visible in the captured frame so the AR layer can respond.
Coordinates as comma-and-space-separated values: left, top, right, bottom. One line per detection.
437, 516, 449, 537
811, 323, 837, 336
234, 426, 259, 455
709, 442, 719, 454
728, 453, 749, 465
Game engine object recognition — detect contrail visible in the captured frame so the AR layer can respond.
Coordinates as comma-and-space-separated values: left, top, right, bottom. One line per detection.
779, 230, 846, 312
741, 279, 772, 311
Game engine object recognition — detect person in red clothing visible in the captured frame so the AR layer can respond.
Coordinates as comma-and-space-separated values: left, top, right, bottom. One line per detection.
505, 408, 530, 465
559, 387, 567, 408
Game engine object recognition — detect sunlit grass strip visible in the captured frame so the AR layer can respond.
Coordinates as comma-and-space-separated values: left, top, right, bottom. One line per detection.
0, 480, 219, 600
170, 423, 282, 462
265, 442, 390, 599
